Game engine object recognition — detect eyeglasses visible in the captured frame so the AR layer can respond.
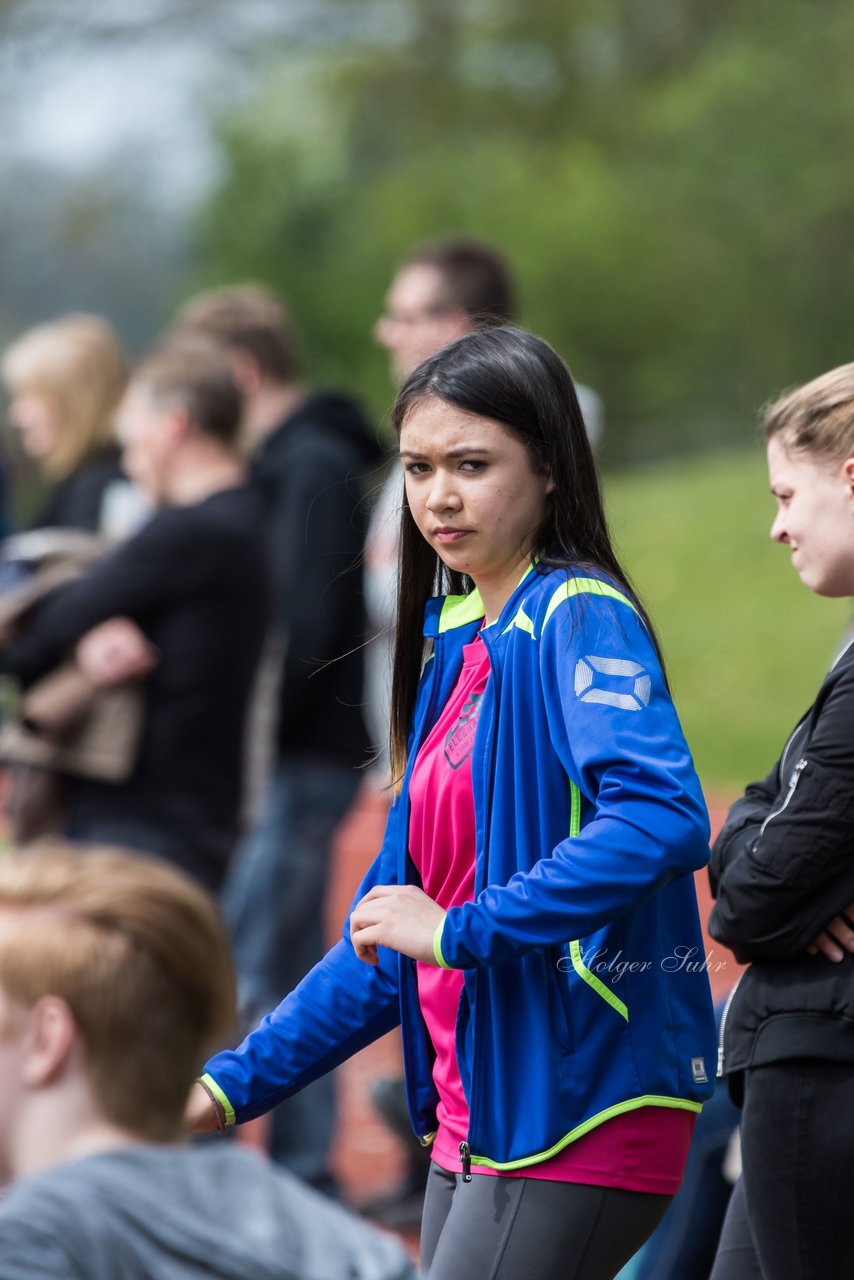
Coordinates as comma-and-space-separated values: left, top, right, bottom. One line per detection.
377, 303, 452, 329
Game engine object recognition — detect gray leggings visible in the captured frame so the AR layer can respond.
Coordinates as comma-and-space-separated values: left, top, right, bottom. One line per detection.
421, 1163, 671, 1280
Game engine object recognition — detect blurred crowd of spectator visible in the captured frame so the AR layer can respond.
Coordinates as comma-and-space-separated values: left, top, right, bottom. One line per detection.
0, 242, 741, 1280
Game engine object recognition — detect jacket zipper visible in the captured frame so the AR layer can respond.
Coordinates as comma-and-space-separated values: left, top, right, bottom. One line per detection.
717, 971, 744, 1077
778, 719, 805, 782
399, 639, 446, 1146
758, 758, 808, 837
459, 627, 501, 1182
718, 757, 806, 1078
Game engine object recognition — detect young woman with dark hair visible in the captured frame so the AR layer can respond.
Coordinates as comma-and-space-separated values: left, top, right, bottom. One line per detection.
191, 327, 716, 1280
387, 325, 660, 790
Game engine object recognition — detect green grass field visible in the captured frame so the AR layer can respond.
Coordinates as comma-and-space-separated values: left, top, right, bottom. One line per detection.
604, 447, 849, 796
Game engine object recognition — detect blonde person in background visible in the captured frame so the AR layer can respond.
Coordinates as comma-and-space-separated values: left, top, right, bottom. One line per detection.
708, 363, 854, 1280
1, 314, 147, 537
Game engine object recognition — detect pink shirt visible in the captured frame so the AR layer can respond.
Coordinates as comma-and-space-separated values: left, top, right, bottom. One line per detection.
407, 634, 695, 1192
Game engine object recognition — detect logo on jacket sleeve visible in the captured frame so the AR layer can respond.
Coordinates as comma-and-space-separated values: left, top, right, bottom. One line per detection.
574, 656, 651, 711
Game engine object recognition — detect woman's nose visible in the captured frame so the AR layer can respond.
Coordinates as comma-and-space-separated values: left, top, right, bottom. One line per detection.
426, 471, 459, 512
770, 511, 788, 543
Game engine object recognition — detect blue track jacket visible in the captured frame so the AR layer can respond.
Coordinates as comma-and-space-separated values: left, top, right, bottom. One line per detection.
204, 566, 716, 1173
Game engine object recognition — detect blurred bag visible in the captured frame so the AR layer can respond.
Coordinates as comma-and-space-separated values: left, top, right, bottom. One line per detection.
0, 664, 144, 843
1, 662, 143, 779
0, 531, 144, 842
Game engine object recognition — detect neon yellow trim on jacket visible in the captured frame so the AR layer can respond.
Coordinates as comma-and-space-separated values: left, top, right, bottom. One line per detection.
438, 565, 537, 634
438, 589, 485, 634
468, 1095, 703, 1172
569, 939, 629, 1021
199, 1073, 235, 1127
501, 606, 535, 637
569, 779, 582, 840
439, 573, 637, 638
565, 781, 628, 1020
433, 917, 452, 969
542, 577, 638, 632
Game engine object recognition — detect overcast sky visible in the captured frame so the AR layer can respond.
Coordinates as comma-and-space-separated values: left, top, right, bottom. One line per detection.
0, 0, 406, 347
0, 0, 355, 207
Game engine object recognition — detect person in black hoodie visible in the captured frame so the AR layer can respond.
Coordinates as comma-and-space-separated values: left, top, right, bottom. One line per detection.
175, 285, 383, 1191
708, 362, 854, 1280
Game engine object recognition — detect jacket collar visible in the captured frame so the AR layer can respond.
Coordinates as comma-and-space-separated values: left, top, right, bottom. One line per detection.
423, 563, 539, 638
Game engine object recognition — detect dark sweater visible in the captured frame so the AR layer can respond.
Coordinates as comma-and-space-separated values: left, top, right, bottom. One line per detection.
33, 447, 125, 531
252, 391, 384, 767
0, 486, 271, 872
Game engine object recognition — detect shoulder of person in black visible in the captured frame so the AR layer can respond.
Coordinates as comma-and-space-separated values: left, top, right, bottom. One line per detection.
709, 639, 854, 1082
127, 485, 272, 619
34, 446, 124, 532
251, 390, 384, 492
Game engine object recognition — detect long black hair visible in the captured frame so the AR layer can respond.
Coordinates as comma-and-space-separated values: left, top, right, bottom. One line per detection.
389, 326, 664, 785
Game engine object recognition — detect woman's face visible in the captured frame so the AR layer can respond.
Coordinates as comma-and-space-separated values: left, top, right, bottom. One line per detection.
6, 390, 60, 461
767, 435, 854, 597
400, 397, 552, 617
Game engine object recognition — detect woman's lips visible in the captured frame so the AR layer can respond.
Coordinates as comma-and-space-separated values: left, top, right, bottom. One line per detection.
433, 527, 472, 544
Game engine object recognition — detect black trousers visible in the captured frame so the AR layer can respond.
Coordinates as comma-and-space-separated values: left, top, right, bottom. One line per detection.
710, 1059, 854, 1280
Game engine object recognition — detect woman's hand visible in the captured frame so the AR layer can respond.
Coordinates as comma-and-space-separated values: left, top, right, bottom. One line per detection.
350, 884, 446, 966
184, 1080, 224, 1133
806, 902, 854, 962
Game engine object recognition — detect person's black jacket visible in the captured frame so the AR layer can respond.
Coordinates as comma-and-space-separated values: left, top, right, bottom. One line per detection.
252, 391, 384, 768
33, 447, 124, 532
709, 639, 854, 1093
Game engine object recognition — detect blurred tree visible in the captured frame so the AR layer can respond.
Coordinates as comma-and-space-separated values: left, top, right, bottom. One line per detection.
194, 0, 854, 459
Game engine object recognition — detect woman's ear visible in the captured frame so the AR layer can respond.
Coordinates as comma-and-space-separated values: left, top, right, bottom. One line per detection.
843, 457, 854, 494
230, 350, 262, 397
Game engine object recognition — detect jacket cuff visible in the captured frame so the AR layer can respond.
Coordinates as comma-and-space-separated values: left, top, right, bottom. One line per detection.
432, 916, 452, 969
199, 1073, 235, 1128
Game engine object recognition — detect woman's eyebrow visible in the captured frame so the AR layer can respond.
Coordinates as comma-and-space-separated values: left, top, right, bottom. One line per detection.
399, 445, 492, 459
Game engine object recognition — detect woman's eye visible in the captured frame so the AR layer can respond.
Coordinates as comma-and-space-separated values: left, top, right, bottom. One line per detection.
460, 460, 487, 473
404, 462, 430, 475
